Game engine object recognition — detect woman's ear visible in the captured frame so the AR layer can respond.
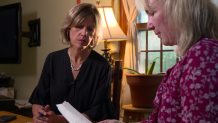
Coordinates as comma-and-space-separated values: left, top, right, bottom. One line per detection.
66, 28, 71, 40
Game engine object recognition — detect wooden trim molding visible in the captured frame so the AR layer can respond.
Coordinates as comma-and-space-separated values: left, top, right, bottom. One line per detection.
119, 0, 128, 67
136, 23, 147, 29
111, 0, 115, 7
77, 0, 81, 4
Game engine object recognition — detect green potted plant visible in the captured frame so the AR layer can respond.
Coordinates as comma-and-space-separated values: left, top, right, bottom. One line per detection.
124, 57, 165, 108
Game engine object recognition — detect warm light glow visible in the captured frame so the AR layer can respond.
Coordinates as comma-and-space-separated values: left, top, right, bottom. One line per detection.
104, 8, 117, 27
98, 6, 128, 41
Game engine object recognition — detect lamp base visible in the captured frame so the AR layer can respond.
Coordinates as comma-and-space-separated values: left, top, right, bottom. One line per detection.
101, 48, 114, 65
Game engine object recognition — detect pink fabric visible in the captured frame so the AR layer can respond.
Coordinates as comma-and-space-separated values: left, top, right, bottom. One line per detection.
142, 38, 218, 123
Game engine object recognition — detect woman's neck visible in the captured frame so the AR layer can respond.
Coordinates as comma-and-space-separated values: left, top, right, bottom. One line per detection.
68, 47, 91, 64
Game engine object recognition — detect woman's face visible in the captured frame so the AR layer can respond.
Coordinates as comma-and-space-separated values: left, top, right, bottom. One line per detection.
69, 15, 96, 50
146, 0, 175, 46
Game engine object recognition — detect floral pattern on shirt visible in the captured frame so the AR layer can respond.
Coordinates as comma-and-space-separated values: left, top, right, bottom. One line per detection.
141, 38, 218, 123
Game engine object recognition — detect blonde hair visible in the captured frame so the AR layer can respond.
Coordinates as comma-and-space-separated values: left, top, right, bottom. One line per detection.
60, 3, 102, 48
136, 0, 218, 57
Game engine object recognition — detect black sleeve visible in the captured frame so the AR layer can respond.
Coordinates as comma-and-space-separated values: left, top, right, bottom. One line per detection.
84, 62, 115, 121
29, 54, 51, 106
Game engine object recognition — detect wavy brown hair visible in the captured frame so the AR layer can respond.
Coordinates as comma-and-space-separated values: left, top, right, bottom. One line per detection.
60, 3, 102, 48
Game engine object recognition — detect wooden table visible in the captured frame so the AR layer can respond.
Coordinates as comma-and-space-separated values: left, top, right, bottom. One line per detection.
0, 111, 33, 123
122, 104, 155, 123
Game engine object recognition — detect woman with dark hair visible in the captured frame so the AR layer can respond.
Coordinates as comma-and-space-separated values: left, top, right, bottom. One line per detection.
29, 3, 115, 123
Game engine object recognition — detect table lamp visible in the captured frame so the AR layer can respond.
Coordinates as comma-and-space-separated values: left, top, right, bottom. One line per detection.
97, 6, 128, 64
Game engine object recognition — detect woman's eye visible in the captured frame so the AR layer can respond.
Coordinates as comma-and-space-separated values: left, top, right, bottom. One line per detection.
148, 12, 154, 16
145, 10, 154, 16
75, 26, 83, 29
88, 28, 94, 32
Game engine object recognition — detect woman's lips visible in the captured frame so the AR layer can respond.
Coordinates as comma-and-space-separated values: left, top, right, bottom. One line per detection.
78, 40, 86, 43
156, 33, 161, 38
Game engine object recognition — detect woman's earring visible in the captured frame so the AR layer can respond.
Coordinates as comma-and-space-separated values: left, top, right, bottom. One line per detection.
89, 39, 94, 48
67, 31, 70, 40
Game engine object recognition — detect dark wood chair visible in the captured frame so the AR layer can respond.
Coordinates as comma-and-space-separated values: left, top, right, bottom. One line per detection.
111, 60, 123, 120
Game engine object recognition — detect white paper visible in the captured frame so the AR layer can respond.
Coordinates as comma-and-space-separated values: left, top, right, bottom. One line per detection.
15, 99, 32, 109
0, 87, 14, 98
56, 101, 91, 123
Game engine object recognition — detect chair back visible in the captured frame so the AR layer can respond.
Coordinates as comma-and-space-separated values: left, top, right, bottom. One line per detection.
111, 60, 122, 120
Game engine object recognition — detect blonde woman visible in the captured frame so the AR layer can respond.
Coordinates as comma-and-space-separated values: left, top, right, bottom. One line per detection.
99, 0, 218, 123
29, 3, 115, 123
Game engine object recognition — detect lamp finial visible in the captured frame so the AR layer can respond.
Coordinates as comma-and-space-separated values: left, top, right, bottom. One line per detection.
96, 1, 101, 6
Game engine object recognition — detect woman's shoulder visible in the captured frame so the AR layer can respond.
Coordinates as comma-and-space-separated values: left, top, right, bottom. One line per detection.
188, 38, 218, 54
193, 38, 218, 48
182, 37, 218, 66
176, 38, 218, 69
49, 48, 68, 56
44, 48, 68, 62
89, 50, 110, 64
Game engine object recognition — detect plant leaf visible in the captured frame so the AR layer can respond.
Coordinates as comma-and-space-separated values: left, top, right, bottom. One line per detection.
122, 67, 140, 74
147, 57, 159, 74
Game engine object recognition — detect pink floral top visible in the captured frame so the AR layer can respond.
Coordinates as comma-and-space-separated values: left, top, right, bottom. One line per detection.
142, 38, 218, 123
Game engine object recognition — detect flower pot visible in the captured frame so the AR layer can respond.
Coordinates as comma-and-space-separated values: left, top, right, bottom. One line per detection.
126, 74, 164, 108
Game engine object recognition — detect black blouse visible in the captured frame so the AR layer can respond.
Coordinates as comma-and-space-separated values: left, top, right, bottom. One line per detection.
29, 48, 115, 121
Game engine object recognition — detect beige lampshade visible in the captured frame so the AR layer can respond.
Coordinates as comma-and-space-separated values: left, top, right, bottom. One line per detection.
98, 6, 128, 42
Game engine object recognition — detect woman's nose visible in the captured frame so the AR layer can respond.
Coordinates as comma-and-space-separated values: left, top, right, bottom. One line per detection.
81, 28, 88, 36
147, 20, 154, 30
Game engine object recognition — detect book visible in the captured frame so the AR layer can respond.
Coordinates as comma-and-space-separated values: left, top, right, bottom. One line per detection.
56, 101, 91, 123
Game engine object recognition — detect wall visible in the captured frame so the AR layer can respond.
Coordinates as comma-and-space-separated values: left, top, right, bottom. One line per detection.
0, 0, 119, 99
213, 0, 218, 6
